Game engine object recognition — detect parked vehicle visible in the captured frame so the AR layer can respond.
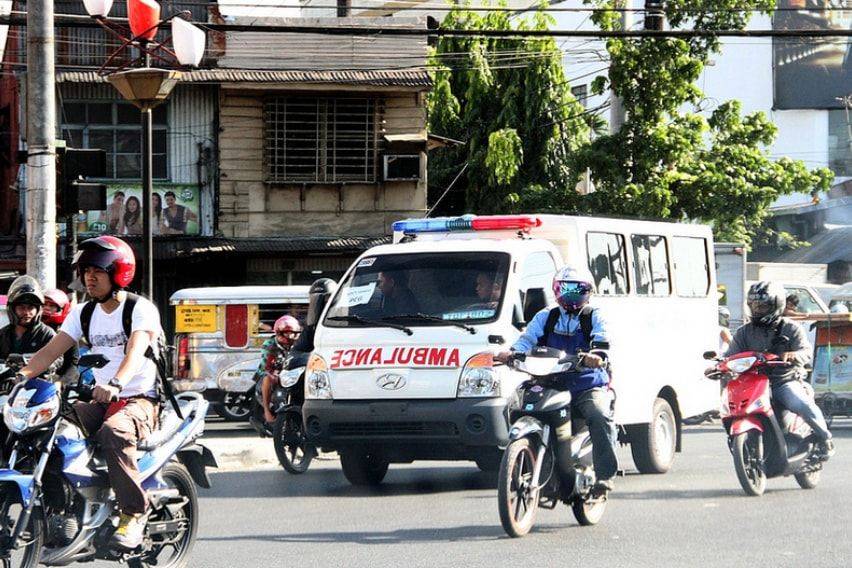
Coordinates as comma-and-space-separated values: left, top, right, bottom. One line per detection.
0, 354, 217, 567
497, 347, 608, 537
704, 350, 824, 496
811, 311, 852, 427
829, 282, 852, 312
249, 351, 316, 474
303, 214, 721, 485
169, 286, 309, 421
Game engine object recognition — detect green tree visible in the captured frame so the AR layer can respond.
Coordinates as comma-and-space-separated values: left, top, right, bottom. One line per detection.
427, 3, 593, 214
574, 0, 832, 246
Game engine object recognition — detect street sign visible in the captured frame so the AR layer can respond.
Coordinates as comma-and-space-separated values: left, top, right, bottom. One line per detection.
175, 305, 217, 333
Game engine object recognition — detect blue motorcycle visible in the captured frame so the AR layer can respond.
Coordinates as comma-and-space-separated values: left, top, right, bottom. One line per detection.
0, 354, 216, 567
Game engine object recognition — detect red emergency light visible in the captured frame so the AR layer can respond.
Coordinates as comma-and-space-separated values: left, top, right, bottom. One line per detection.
393, 215, 542, 234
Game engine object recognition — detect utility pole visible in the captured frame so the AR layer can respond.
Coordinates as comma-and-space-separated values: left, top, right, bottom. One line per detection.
609, 0, 632, 133
645, 1, 665, 32
26, 0, 57, 289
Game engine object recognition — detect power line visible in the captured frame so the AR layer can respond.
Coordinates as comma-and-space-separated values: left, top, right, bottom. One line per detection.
4, 12, 852, 38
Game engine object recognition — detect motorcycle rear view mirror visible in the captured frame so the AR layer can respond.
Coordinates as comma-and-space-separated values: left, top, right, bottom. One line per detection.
79, 354, 109, 369
703, 350, 718, 360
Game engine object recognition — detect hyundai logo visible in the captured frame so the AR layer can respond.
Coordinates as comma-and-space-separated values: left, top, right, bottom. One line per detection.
377, 374, 407, 390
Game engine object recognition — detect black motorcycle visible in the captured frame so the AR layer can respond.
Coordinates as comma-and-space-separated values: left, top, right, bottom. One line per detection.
498, 347, 609, 538
249, 352, 316, 474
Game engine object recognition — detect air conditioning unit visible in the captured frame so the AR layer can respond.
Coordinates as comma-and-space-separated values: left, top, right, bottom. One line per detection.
383, 154, 421, 181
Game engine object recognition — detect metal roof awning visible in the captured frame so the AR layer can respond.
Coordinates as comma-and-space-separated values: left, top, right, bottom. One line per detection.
56, 69, 432, 89
134, 235, 392, 260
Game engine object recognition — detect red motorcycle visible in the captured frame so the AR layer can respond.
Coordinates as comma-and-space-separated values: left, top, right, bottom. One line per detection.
704, 350, 823, 496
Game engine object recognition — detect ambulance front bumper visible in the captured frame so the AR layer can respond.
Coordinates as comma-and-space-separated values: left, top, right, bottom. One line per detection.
303, 397, 511, 458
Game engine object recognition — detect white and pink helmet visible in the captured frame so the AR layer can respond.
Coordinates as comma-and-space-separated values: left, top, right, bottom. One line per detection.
552, 265, 595, 312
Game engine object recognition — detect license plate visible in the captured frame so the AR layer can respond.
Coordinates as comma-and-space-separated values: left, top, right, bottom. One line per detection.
175, 305, 217, 333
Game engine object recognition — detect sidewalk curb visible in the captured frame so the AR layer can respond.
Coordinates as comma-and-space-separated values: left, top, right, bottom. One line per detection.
202, 433, 338, 471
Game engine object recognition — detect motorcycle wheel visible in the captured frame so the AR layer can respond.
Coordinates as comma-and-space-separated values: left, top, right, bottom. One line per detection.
0, 491, 42, 568
571, 493, 608, 526
732, 431, 766, 496
273, 411, 314, 474
217, 393, 252, 422
794, 469, 821, 490
130, 462, 198, 568
497, 438, 539, 538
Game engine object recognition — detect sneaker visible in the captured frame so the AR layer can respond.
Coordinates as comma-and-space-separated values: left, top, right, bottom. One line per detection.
818, 439, 836, 460
593, 478, 614, 493
110, 512, 146, 550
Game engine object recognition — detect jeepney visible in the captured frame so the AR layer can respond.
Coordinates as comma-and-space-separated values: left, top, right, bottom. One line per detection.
170, 286, 310, 420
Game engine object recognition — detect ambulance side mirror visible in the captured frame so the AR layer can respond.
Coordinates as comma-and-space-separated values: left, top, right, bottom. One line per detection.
523, 288, 547, 322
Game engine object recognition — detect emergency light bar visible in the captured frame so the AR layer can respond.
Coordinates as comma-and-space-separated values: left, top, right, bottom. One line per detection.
393, 215, 542, 234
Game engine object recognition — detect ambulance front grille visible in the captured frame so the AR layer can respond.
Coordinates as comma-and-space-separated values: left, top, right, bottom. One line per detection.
329, 421, 460, 438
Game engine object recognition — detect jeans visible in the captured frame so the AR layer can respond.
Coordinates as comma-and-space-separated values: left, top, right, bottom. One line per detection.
571, 387, 618, 480
772, 380, 832, 441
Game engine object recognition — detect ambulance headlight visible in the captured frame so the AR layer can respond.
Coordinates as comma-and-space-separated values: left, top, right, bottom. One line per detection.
305, 355, 332, 400
458, 352, 500, 397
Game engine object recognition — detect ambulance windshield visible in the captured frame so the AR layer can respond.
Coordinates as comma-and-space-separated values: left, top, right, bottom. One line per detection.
324, 252, 511, 326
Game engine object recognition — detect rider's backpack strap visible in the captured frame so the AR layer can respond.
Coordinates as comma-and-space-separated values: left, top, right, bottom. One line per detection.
80, 300, 97, 346
579, 305, 596, 343
538, 307, 562, 347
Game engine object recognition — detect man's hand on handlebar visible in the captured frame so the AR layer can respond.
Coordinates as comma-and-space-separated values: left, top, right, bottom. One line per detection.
781, 352, 799, 364
494, 351, 513, 364
580, 353, 604, 369
92, 384, 120, 404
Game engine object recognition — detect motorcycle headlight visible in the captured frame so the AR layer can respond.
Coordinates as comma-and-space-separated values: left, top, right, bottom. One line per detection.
726, 356, 757, 374
458, 352, 500, 397
3, 386, 59, 434
280, 367, 305, 389
305, 355, 332, 400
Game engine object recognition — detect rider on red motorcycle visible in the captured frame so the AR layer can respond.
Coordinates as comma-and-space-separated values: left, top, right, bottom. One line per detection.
258, 315, 301, 424
719, 281, 834, 459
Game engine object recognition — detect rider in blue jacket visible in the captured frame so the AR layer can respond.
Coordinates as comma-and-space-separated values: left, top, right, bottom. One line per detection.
498, 265, 618, 492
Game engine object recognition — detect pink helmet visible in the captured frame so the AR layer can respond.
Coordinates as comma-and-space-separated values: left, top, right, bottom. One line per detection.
273, 315, 301, 347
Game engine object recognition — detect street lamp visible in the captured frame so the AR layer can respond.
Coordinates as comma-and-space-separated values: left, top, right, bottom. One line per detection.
81, 0, 205, 300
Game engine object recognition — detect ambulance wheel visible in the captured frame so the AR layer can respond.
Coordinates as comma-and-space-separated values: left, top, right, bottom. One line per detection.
630, 398, 676, 474
340, 451, 389, 486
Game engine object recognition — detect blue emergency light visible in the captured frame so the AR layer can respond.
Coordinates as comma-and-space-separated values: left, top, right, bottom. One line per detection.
393, 215, 541, 234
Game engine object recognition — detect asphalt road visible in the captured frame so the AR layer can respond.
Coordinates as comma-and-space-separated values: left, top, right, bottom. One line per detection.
77, 420, 851, 568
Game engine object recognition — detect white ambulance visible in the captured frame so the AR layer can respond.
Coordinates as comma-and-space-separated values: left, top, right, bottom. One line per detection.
303, 214, 720, 485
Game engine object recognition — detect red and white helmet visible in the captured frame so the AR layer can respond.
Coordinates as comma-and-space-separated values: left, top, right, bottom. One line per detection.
42, 288, 71, 327
72, 236, 136, 289
273, 315, 301, 348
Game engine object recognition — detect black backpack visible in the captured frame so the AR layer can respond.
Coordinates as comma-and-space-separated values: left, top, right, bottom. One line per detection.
537, 305, 596, 347
80, 293, 183, 418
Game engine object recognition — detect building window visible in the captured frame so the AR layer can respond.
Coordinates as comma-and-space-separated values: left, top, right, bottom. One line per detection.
264, 96, 382, 184
828, 110, 852, 177
60, 101, 168, 180
572, 84, 589, 109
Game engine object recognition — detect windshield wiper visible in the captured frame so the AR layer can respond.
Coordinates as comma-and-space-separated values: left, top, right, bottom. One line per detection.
327, 315, 413, 336
383, 313, 477, 335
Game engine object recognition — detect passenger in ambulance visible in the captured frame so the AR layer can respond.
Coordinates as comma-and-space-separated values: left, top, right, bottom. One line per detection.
377, 271, 419, 316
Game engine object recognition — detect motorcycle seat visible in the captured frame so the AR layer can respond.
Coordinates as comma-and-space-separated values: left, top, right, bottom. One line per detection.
136, 395, 201, 451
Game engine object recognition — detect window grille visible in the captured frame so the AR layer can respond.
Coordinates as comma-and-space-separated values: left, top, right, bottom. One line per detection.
264, 96, 383, 183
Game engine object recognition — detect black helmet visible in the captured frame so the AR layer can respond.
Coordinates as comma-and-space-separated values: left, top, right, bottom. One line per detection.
306, 278, 336, 327
7, 275, 45, 327
747, 281, 785, 327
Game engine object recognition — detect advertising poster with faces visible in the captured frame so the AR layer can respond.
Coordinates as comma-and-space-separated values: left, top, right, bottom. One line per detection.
80, 185, 200, 236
